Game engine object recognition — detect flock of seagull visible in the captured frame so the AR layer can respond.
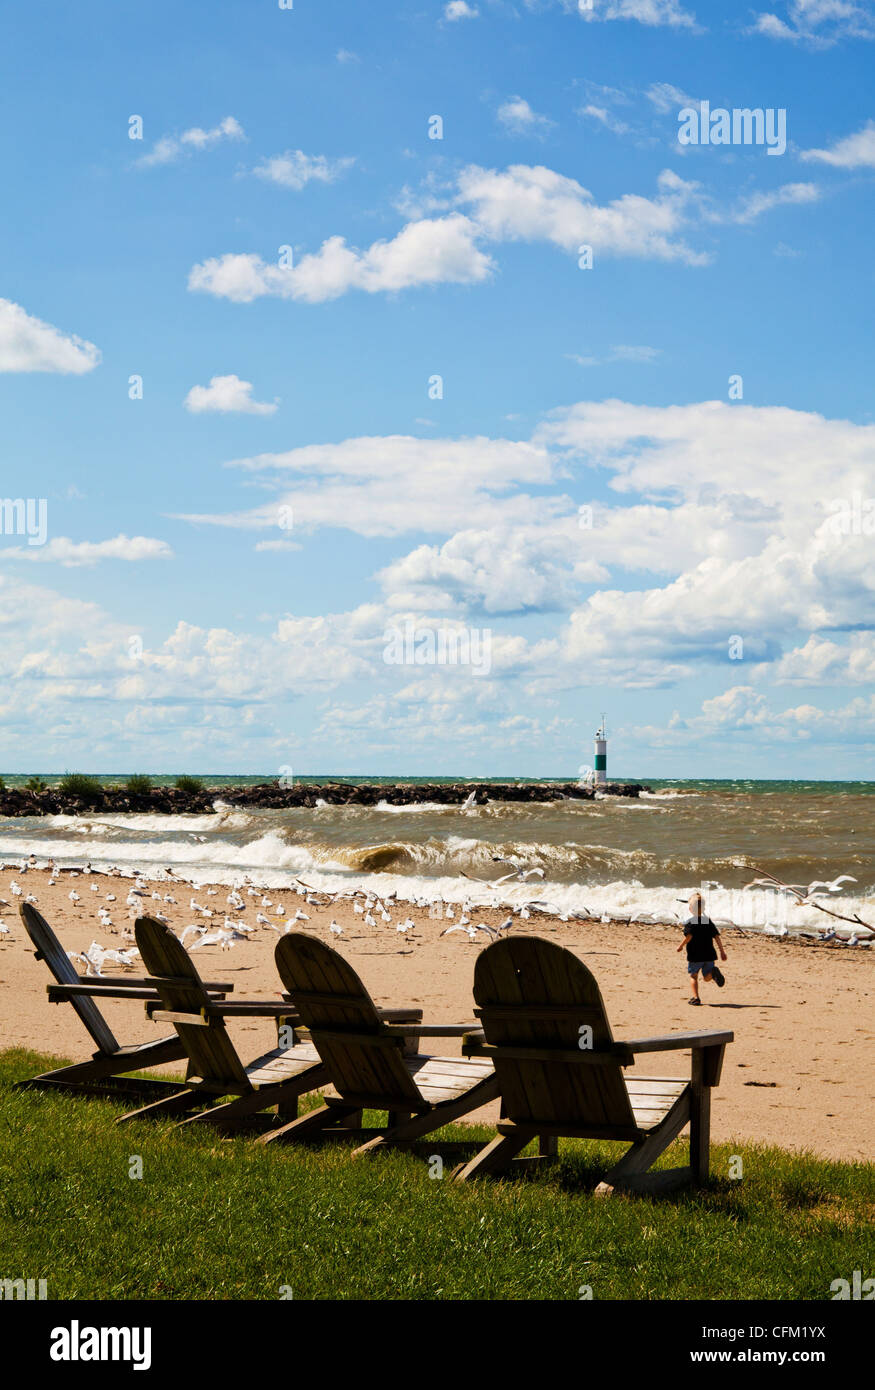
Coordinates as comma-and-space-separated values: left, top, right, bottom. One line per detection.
0, 852, 870, 976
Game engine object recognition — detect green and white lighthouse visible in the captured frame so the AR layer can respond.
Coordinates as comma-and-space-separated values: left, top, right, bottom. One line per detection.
594, 715, 607, 786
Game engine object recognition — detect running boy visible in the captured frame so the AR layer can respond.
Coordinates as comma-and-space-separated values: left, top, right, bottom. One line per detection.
677, 891, 727, 1005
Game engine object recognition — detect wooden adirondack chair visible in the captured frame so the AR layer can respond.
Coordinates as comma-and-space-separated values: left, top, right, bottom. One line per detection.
115, 915, 337, 1131
258, 932, 499, 1153
454, 937, 733, 1192
15, 902, 233, 1101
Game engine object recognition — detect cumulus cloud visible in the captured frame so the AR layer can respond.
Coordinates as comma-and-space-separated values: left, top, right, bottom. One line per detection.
0, 535, 171, 567
731, 182, 820, 223
252, 150, 355, 189
455, 164, 709, 265
187, 162, 714, 305
444, 0, 479, 17
800, 120, 875, 167
578, 104, 631, 135
176, 434, 559, 538
0, 299, 100, 374
749, 1, 875, 45
184, 374, 278, 415
497, 97, 554, 135
138, 115, 245, 167
577, 0, 698, 27
188, 215, 493, 303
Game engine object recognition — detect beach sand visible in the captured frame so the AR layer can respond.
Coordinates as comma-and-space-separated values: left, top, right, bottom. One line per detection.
0, 867, 871, 1162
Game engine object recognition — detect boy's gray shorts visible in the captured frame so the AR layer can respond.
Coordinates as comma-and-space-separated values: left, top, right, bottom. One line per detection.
687, 960, 716, 976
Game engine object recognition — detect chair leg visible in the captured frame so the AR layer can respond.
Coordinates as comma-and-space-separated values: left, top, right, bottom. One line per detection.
352, 1074, 500, 1157
690, 1052, 711, 1184
116, 1090, 202, 1125
539, 1134, 559, 1158
258, 1101, 361, 1146
597, 1091, 691, 1193
453, 1130, 532, 1182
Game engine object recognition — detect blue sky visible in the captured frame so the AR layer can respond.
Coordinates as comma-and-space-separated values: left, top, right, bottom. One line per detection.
1, 0, 874, 777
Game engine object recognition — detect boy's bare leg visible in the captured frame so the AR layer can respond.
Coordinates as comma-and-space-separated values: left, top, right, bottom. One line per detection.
690, 970, 700, 1000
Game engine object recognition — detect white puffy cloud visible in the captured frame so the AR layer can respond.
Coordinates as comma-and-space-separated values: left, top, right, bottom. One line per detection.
177, 433, 559, 538
252, 150, 355, 189
763, 634, 875, 685
749, 1, 875, 45
0, 299, 100, 374
456, 164, 709, 265
644, 81, 699, 113
800, 120, 875, 167
578, 104, 631, 135
0, 536, 172, 567
188, 214, 493, 303
444, 0, 479, 18
497, 97, 554, 135
188, 161, 715, 306
577, 0, 698, 27
731, 182, 820, 223
138, 116, 245, 167
184, 374, 278, 415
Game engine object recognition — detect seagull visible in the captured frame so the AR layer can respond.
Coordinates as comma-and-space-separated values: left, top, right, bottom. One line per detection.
329, 920, 343, 937
256, 912, 271, 927
189, 927, 241, 951
292, 909, 309, 923
364, 912, 377, 928
68, 890, 80, 903
461, 790, 477, 811
178, 925, 207, 948
806, 876, 857, 896
10, 881, 21, 897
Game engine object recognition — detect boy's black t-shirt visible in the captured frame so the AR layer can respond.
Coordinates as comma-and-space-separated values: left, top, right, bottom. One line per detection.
683, 915, 719, 961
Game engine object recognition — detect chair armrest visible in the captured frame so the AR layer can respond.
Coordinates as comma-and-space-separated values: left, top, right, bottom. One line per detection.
206, 1001, 301, 1019
50, 983, 162, 1002
622, 1029, 734, 1054
462, 1037, 635, 1066
74, 974, 232, 991
382, 1022, 481, 1038
278, 993, 423, 1025
145, 998, 298, 1021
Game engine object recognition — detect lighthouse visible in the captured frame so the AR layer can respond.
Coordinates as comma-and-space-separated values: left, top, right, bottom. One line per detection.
594, 715, 607, 786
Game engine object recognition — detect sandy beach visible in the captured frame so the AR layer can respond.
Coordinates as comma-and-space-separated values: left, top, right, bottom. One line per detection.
1, 866, 871, 1162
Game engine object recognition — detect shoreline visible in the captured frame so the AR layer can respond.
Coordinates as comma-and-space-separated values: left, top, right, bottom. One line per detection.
0, 780, 648, 817
0, 865, 872, 1161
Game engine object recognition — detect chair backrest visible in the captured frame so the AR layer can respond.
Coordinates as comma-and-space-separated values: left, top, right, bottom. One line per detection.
473, 936, 635, 1129
135, 917, 247, 1089
275, 934, 423, 1108
21, 903, 119, 1056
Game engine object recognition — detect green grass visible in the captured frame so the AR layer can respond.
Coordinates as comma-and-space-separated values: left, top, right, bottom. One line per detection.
1, 1049, 872, 1301
173, 775, 203, 794
124, 774, 154, 795
58, 772, 102, 799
